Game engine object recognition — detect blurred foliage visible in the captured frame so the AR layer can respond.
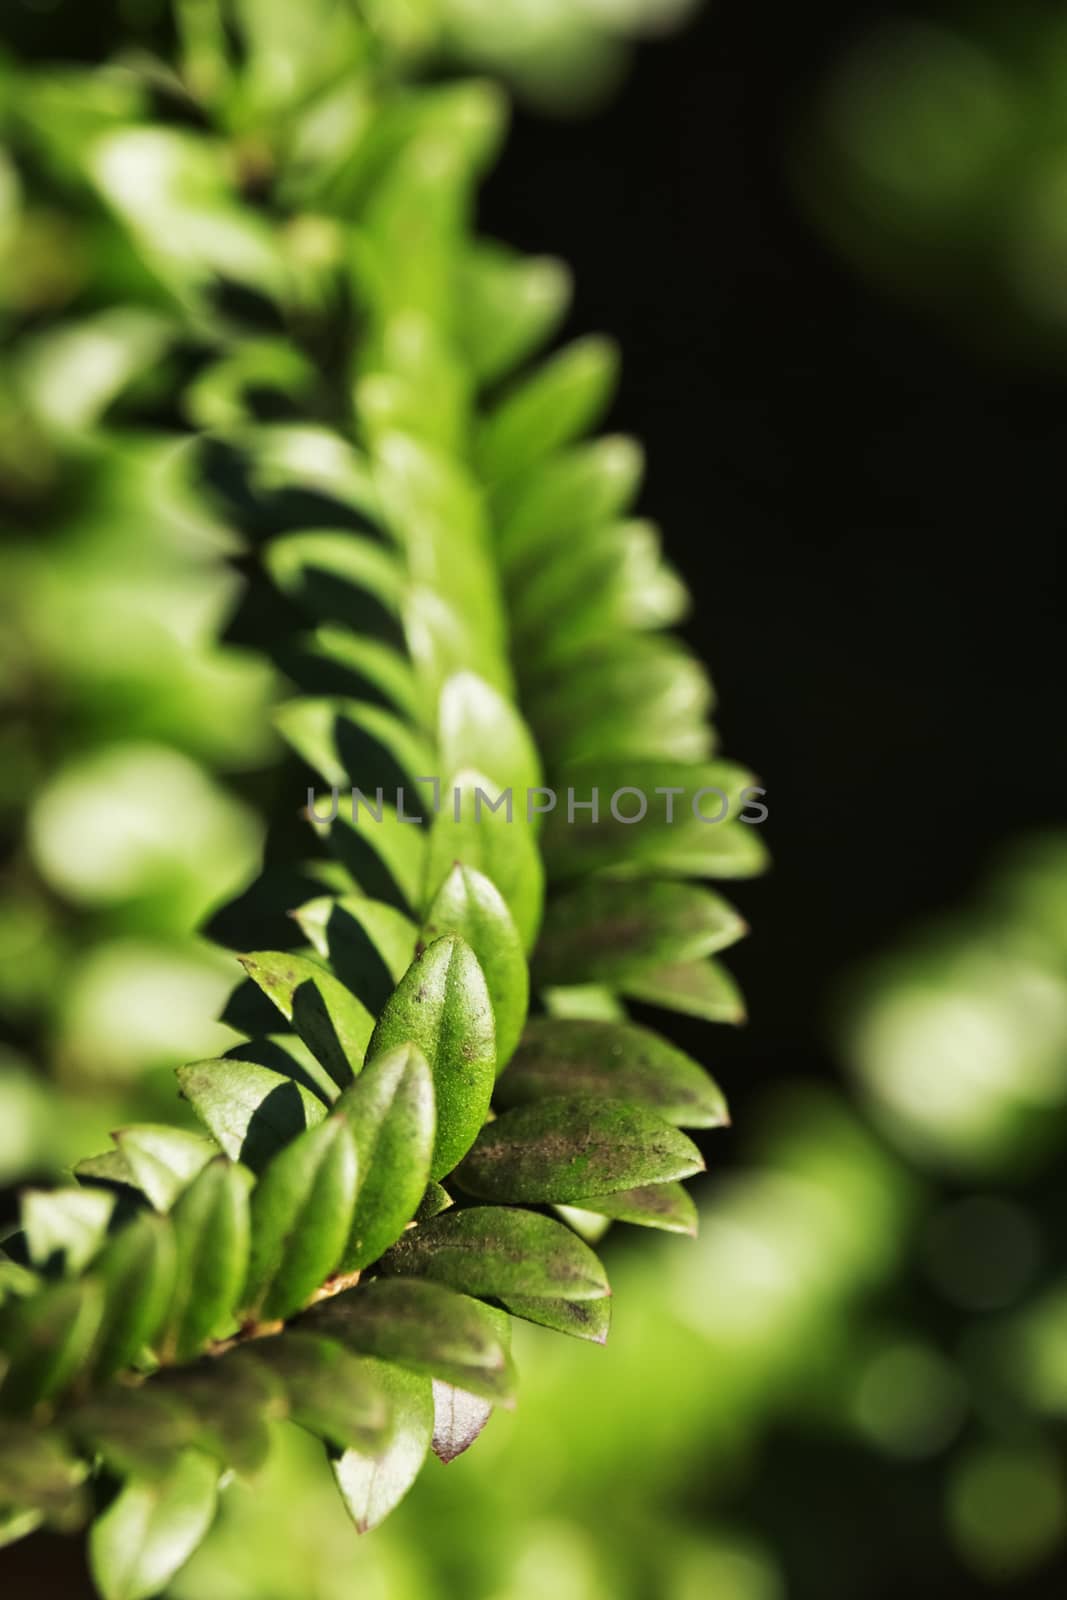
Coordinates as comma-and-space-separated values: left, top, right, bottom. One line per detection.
159, 836, 1067, 1597
798, 5, 1067, 359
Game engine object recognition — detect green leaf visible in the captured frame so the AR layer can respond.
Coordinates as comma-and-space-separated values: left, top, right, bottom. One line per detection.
455, 242, 570, 385
454, 1095, 704, 1204
500, 1292, 612, 1345
423, 770, 544, 953
265, 531, 406, 634
306, 1278, 515, 1404
238, 951, 375, 1087
368, 934, 495, 1180
69, 1387, 200, 1480
275, 696, 435, 795
495, 436, 643, 572
223, 1035, 340, 1106
292, 626, 421, 722
475, 335, 618, 482
574, 1182, 698, 1235
323, 802, 430, 915
0, 1423, 87, 1525
415, 1182, 453, 1221
113, 1126, 217, 1211
334, 1043, 435, 1272
0, 1279, 104, 1413
88, 1448, 219, 1600
243, 1116, 358, 1321
154, 1360, 277, 1475
331, 1359, 433, 1533
533, 879, 746, 988
92, 1213, 177, 1380
620, 956, 746, 1022
162, 1160, 251, 1363
431, 1381, 493, 1464
381, 1206, 609, 1302
437, 671, 541, 801
497, 1017, 728, 1128
291, 895, 418, 1014
422, 864, 528, 1068
243, 1332, 392, 1452
21, 1188, 114, 1273
176, 1059, 326, 1170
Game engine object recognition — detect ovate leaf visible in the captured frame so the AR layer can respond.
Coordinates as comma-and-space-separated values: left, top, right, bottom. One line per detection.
533, 880, 746, 988
238, 952, 374, 1087
243, 1116, 358, 1321
500, 1293, 612, 1345
368, 934, 495, 1179
381, 1206, 609, 1302
176, 1059, 326, 1171
113, 1126, 217, 1211
0, 1279, 104, 1413
21, 1188, 114, 1274
422, 864, 527, 1068
334, 1043, 435, 1272
331, 1359, 433, 1533
88, 1448, 219, 1600
454, 1096, 704, 1204
92, 1214, 177, 1380
620, 957, 746, 1022
306, 1278, 515, 1404
161, 1160, 251, 1362
497, 1017, 728, 1128
574, 1182, 698, 1235
244, 1333, 391, 1452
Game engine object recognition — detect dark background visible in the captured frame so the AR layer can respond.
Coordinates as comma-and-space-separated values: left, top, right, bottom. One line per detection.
481, 0, 1067, 1113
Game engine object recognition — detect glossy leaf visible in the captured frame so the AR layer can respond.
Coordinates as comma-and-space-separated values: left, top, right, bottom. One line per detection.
422, 864, 528, 1068
113, 1127, 217, 1212
243, 1116, 358, 1321
238, 951, 374, 1088
177, 1059, 325, 1171
500, 1293, 612, 1346
497, 1017, 728, 1127
88, 1448, 219, 1600
455, 1095, 704, 1204
334, 1043, 435, 1271
575, 1182, 698, 1235
368, 934, 495, 1179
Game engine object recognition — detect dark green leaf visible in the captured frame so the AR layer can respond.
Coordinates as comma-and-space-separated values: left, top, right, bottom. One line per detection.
497, 1017, 728, 1128
533, 879, 746, 989
244, 1116, 358, 1321
454, 1095, 704, 1204
573, 1182, 698, 1235
500, 1293, 611, 1345
620, 957, 746, 1022
331, 1359, 433, 1533
69, 1387, 200, 1480
176, 1059, 326, 1171
415, 1182, 453, 1221
154, 1359, 279, 1474
292, 895, 418, 1015
368, 934, 495, 1179
334, 1043, 434, 1272
381, 1206, 609, 1302
0, 1423, 87, 1524
88, 1448, 219, 1600
422, 864, 528, 1068
162, 1160, 251, 1363
305, 1278, 515, 1404
244, 1332, 391, 1452
238, 952, 375, 1087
